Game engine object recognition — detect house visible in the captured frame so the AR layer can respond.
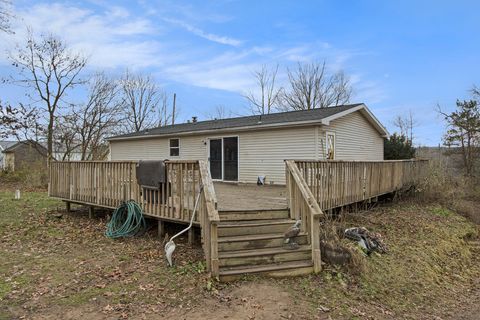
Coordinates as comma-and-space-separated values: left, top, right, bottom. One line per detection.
0, 141, 17, 169
1, 141, 48, 171
52, 144, 84, 162
108, 104, 388, 184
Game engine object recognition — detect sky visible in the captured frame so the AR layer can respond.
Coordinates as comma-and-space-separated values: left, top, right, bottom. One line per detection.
0, 0, 479, 146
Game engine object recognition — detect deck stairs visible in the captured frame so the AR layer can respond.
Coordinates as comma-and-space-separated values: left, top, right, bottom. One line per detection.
216, 209, 314, 281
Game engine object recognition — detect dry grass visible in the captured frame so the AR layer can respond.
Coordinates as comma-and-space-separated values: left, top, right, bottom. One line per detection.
1, 165, 479, 319
0, 165, 48, 191
417, 159, 480, 225
282, 200, 480, 319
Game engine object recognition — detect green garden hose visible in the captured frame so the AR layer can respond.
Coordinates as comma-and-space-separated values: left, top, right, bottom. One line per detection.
105, 200, 146, 238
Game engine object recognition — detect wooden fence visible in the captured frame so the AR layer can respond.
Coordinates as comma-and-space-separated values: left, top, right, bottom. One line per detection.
49, 160, 220, 277
293, 159, 428, 210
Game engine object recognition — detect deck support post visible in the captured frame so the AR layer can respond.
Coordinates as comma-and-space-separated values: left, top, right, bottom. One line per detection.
158, 220, 165, 238
210, 223, 219, 279
65, 202, 71, 213
188, 227, 195, 245
88, 206, 94, 219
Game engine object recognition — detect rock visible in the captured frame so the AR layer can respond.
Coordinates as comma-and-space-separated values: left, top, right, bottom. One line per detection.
320, 241, 352, 265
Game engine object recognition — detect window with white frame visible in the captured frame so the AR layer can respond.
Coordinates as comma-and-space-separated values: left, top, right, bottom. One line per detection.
326, 132, 335, 160
169, 139, 179, 157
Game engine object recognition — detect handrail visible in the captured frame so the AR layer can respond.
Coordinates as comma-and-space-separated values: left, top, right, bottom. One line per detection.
294, 159, 428, 210
197, 160, 220, 278
49, 159, 220, 278
285, 160, 323, 273
198, 160, 220, 222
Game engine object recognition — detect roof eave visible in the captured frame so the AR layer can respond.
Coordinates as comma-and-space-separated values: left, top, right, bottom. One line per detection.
107, 118, 328, 142
321, 104, 389, 138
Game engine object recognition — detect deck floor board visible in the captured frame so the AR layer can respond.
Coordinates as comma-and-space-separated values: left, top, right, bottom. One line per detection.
214, 182, 287, 211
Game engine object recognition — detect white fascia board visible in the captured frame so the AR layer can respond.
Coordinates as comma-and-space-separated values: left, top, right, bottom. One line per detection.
321, 104, 389, 138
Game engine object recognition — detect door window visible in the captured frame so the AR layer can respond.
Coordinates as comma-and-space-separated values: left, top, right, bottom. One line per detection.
326, 133, 335, 160
209, 139, 222, 179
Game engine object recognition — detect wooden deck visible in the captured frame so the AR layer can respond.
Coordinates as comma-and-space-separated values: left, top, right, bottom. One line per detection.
48, 159, 428, 280
214, 182, 287, 211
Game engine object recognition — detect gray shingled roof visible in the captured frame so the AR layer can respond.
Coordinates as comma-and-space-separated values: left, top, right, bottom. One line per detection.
0, 141, 17, 151
108, 104, 363, 140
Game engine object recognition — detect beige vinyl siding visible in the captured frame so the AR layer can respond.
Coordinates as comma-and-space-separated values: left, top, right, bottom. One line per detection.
238, 126, 316, 184
322, 111, 384, 160
110, 109, 385, 184
110, 135, 207, 161
110, 126, 318, 184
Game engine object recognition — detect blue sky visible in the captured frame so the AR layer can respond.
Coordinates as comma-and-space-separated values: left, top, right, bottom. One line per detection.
1, 0, 479, 146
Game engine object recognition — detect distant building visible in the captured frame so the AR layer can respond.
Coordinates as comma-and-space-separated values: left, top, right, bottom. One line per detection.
1, 141, 48, 171
0, 141, 17, 169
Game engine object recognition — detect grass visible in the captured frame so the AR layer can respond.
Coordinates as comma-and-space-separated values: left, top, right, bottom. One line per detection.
0, 190, 479, 319
430, 205, 454, 217
281, 201, 479, 319
0, 191, 210, 319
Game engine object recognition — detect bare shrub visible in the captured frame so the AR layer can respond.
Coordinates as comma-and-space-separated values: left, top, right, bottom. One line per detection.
0, 162, 48, 190
320, 215, 367, 275
418, 158, 479, 203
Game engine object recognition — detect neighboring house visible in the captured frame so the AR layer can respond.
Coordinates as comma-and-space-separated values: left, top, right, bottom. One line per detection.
0, 141, 17, 169
52, 145, 83, 161
1, 141, 48, 171
52, 143, 109, 161
108, 103, 389, 184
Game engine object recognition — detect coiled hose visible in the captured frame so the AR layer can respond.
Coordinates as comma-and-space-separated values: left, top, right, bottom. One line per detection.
105, 200, 146, 238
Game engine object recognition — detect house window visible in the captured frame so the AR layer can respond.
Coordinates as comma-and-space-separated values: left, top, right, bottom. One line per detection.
326, 132, 335, 160
169, 139, 179, 156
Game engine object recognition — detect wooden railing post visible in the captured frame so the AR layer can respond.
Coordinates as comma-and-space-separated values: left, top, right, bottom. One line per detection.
210, 222, 219, 277
311, 213, 321, 273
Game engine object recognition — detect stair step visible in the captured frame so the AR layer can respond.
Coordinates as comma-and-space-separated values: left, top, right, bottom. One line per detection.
218, 233, 308, 251
219, 209, 289, 221
219, 245, 311, 267
218, 219, 295, 237
219, 260, 314, 282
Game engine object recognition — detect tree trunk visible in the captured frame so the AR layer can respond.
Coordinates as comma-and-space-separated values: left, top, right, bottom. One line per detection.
47, 113, 54, 162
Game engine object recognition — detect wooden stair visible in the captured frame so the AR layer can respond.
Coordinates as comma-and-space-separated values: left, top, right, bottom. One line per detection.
217, 209, 314, 281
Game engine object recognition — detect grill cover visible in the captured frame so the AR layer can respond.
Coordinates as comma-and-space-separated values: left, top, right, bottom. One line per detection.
136, 160, 166, 188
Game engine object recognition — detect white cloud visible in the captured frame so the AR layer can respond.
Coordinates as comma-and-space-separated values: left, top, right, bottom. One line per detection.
1, 2, 163, 70
0, 1, 384, 104
163, 18, 242, 47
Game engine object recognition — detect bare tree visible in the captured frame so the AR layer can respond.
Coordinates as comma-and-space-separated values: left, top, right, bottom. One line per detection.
8, 31, 87, 161
120, 70, 174, 132
279, 61, 352, 111
205, 105, 233, 120
54, 113, 79, 160
244, 64, 281, 115
393, 110, 417, 143
0, 0, 13, 34
57, 73, 123, 160
158, 91, 178, 127
0, 102, 43, 140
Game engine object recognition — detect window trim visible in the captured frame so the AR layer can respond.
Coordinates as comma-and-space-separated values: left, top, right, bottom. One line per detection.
325, 131, 336, 160
169, 138, 180, 157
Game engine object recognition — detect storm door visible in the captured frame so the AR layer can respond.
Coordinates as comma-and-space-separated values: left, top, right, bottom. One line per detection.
209, 139, 223, 180
209, 137, 238, 181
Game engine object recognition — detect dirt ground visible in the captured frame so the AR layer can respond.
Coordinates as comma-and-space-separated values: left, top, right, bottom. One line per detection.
1, 189, 479, 320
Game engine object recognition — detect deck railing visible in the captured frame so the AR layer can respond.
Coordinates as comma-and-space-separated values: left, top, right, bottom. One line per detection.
48, 160, 220, 278
285, 160, 323, 273
293, 159, 428, 210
